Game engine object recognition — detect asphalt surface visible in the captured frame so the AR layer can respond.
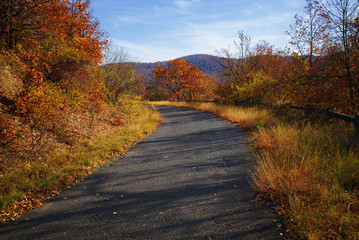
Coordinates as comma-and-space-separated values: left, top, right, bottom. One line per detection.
0, 106, 283, 240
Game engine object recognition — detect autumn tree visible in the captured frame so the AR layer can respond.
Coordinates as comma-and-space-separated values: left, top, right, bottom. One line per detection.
152, 58, 212, 101
287, 0, 330, 67
216, 31, 287, 104
352, 17, 359, 102
323, 0, 359, 110
0, 0, 51, 49
245, 41, 287, 103
284, 0, 332, 108
217, 31, 252, 87
284, 0, 359, 112
0, 0, 107, 87
102, 48, 144, 103
0, 0, 109, 146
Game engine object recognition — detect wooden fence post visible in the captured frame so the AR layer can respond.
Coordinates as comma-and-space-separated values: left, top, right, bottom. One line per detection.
324, 108, 332, 123
355, 115, 359, 134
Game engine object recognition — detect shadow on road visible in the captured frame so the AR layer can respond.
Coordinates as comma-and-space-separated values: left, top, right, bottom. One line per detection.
0, 106, 283, 240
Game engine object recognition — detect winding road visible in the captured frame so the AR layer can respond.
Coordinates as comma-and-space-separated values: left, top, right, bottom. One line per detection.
0, 106, 283, 239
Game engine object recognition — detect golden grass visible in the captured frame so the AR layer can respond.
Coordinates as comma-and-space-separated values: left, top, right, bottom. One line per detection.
0, 105, 163, 222
150, 101, 273, 130
253, 124, 359, 239
151, 100, 359, 240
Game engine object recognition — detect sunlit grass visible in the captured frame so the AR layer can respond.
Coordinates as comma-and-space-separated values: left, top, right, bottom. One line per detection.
253, 124, 359, 239
150, 100, 359, 239
150, 101, 273, 130
0, 105, 163, 222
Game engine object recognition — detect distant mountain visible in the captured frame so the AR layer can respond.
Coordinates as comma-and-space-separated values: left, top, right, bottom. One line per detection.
134, 54, 224, 81
178, 54, 224, 75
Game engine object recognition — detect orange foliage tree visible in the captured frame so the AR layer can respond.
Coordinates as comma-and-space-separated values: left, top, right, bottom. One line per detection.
283, 0, 359, 113
0, 0, 107, 85
0, 0, 108, 146
217, 0, 359, 114
216, 36, 287, 104
152, 58, 214, 101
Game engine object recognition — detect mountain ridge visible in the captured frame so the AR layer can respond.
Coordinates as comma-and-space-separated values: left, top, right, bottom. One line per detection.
134, 54, 224, 80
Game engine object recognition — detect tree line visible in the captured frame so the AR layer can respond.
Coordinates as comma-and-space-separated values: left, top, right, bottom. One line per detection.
152, 0, 359, 114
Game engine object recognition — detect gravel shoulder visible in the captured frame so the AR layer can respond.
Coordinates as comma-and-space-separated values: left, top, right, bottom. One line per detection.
0, 106, 283, 240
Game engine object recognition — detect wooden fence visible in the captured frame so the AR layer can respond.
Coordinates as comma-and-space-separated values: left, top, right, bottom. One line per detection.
325, 108, 359, 133
281, 103, 359, 134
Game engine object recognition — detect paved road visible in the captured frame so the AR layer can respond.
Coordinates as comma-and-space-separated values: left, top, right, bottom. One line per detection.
0, 106, 283, 240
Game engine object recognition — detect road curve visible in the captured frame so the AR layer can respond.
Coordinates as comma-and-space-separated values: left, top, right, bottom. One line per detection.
0, 106, 283, 240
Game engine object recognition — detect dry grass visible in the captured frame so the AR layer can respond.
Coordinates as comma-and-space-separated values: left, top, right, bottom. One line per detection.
151, 101, 273, 130
253, 124, 359, 239
151, 101, 359, 240
0, 105, 163, 222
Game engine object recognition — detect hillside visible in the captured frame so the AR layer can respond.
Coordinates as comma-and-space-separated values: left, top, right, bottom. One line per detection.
134, 54, 224, 81
0, 1, 163, 222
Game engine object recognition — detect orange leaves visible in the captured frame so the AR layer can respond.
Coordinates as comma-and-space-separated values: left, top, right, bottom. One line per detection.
16, 84, 64, 129
24, 68, 45, 86
218, 40, 287, 104
1, 0, 107, 83
0, 113, 17, 149
152, 58, 213, 101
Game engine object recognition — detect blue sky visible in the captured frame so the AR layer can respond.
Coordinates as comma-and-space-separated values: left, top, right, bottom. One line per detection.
90, 0, 304, 62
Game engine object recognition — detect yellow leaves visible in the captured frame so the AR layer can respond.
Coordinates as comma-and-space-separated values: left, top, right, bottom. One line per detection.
16, 83, 65, 129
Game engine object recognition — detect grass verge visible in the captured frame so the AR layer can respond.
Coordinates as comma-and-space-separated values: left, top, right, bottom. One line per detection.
0, 106, 163, 222
151, 101, 359, 240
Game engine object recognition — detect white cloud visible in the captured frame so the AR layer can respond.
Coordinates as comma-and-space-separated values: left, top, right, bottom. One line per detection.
110, 11, 294, 62
100, 0, 300, 62
174, 0, 200, 8
164, 12, 293, 49
111, 39, 183, 62
174, 0, 192, 8
112, 16, 143, 28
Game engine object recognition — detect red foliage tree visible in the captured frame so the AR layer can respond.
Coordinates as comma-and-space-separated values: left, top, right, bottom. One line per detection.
152, 58, 213, 101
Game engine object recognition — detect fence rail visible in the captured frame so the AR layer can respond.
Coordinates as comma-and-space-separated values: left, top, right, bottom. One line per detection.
284, 104, 359, 133
205, 101, 359, 134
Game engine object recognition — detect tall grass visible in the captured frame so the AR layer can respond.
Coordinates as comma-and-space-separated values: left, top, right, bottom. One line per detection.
253, 124, 359, 239
152, 101, 359, 239
0, 106, 163, 222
